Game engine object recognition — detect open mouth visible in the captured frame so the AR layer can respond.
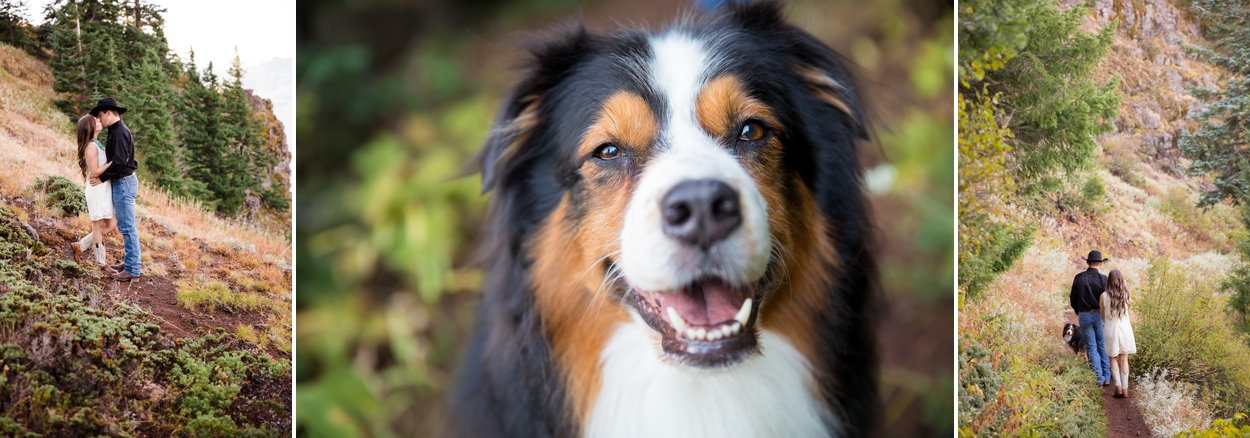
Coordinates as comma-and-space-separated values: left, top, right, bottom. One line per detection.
629, 277, 763, 367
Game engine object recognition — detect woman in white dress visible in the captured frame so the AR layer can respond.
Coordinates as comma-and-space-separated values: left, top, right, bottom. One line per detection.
1101, 269, 1136, 398
71, 114, 116, 269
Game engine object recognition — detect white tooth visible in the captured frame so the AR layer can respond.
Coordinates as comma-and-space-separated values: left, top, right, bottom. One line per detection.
734, 298, 753, 325
721, 326, 732, 337
667, 307, 687, 333
695, 327, 706, 340
686, 328, 697, 339
707, 331, 719, 341
731, 322, 742, 334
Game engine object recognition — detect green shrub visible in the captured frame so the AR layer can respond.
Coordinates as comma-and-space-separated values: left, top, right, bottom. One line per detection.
958, 317, 1106, 436
1071, 173, 1108, 215
31, 175, 87, 217
959, 218, 1034, 296
1135, 258, 1250, 416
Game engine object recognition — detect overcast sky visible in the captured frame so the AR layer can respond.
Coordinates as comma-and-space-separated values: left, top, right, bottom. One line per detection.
21, 0, 294, 71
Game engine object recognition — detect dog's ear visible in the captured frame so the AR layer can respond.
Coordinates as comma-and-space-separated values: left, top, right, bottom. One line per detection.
476, 26, 593, 194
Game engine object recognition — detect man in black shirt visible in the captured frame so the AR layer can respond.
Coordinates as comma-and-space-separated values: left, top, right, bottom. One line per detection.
1070, 250, 1110, 386
89, 98, 142, 281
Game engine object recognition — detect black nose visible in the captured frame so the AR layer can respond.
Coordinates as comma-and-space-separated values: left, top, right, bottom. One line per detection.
661, 179, 742, 249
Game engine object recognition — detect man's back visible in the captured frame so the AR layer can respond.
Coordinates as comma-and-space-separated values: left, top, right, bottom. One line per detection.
1070, 268, 1107, 313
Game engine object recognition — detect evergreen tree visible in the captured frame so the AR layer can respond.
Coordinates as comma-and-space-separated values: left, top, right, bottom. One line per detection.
181, 61, 252, 214
177, 56, 223, 206
1180, 0, 1250, 207
222, 50, 263, 209
973, 1, 1121, 181
46, 0, 126, 116
113, 1, 181, 191
1182, 0, 1250, 328
0, 0, 40, 55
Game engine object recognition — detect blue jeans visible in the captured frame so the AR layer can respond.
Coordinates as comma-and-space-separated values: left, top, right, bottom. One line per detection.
111, 175, 141, 276
1079, 311, 1111, 384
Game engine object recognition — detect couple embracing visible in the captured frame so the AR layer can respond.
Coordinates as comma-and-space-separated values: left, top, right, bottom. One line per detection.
1070, 250, 1136, 398
69, 98, 142, 282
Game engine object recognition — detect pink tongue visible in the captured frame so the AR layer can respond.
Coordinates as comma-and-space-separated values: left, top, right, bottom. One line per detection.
652, 279, 743, 326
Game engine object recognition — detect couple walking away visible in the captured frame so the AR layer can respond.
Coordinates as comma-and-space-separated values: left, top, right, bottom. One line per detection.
1070, 250, 1136, 398
69, 98, 142, 282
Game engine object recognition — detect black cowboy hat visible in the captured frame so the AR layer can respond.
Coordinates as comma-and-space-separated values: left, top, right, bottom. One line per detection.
89, 98, 127, 117
1081, 250, 1109, 262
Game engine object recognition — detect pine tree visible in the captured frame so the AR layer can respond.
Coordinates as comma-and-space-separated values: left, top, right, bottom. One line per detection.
1182, 0, 1250, 329
974, 1, 1121, 181
113, 1, 181, 191
0, 0, 40, 55
177, 55, 221, 205
222, 50, 262, 210
1180, 0, 1250, 207
181, 61, 253, 214
46, 0, 126, 116
212, 53, 258, 217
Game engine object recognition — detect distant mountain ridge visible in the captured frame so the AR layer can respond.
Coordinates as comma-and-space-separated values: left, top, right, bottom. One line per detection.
243, 57, 293, 148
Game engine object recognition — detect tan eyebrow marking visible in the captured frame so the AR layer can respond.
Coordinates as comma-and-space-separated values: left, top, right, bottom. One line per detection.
695, 75, 780, 136
578, 91, 658, 157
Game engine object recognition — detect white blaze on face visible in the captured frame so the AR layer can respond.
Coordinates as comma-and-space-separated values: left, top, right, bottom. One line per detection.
617, 32, 772, 293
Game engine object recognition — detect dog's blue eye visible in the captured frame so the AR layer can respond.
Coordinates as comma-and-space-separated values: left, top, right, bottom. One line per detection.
594, 144, 622, 160
739, 121, 766, 142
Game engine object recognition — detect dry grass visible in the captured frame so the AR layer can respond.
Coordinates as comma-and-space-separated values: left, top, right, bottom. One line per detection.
175, 277, 285, 314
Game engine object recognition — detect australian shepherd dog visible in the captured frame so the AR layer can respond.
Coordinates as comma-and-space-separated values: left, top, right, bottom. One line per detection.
1063, 322, 1086, 358
449, 2, 878, 437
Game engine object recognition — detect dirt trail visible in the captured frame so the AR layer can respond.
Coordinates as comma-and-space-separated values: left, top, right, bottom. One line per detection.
20, 203, 286, 360
1063, 312, 1152, 437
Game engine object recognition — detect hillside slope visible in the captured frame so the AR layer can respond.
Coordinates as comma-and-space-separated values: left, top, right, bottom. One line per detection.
961, 0, 1248, 436
0, 43, 292, 436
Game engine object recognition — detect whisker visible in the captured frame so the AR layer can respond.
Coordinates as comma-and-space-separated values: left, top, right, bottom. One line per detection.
579, 250, 623, 323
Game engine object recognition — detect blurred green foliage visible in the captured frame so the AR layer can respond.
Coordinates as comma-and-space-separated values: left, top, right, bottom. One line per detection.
296, 0, 954, 436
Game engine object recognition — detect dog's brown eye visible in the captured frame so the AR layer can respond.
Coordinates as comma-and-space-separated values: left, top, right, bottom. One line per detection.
739, 121, 766, 142
594, 143, 622, 160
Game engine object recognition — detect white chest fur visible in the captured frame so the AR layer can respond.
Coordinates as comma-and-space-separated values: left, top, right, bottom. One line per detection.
584, 321, 836, 438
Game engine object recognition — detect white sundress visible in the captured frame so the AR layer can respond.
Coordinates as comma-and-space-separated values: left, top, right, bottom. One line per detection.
85, 140, 114, 221
1102, 293, 1137, 356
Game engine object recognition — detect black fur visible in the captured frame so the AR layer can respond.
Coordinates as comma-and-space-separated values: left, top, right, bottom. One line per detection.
449, 2, 878, 436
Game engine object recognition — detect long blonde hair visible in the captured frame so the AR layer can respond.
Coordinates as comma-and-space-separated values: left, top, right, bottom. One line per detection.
76, 115, 98, 181
1106, 269, 1130, 318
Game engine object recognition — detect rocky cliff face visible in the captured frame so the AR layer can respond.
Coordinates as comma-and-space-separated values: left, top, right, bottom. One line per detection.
242, 57, 293, 148
1079, 0, 1222, 173
245, 89, 291, 222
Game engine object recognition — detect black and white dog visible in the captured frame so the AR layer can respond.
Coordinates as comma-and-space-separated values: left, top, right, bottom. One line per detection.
449, 1, 879, 437
1062, 323, 1086, 358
